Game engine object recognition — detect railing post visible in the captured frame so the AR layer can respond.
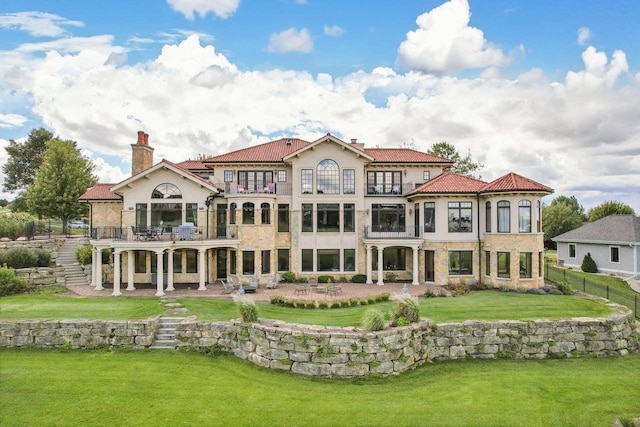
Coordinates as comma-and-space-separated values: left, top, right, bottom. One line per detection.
583, 277, 586, 292
635, 294, 638, 319
606, 285, 609, 300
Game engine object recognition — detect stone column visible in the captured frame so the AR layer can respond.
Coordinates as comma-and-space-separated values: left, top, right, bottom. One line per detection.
93, 247, 104, 290
112, 250, 122, 296
126, 251, 135, 291
198, 248, 207, 291
166, 248, 175, 291
155, 250, 164, 297
412, 246, 420, 285
366, 245, 373, 284
377, 246, 384, 286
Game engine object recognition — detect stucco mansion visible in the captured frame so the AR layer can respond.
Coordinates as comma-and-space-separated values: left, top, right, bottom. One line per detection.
80, 131, 553, 296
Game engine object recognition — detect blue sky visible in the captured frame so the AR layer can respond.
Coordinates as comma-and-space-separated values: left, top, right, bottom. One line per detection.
1, 0, 639, 211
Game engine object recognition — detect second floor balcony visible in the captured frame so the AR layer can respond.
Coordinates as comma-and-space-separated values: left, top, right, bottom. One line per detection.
364, 225, 421, 239
91, 225, 239, 242
225, 181, 292, 196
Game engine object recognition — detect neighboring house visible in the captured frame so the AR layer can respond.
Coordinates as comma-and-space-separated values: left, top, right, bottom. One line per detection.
553, 215, 640, 278
80, 131, 553, 296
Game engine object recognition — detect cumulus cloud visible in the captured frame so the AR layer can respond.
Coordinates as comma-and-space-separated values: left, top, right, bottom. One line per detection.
324, 25, 344, 37
166, 0, 240, 20
0, 11, 83, 37
397, 0, 509, 75
577, 27, 590, 45
268, 28, 313, 53
0, 114, 28, 129
565, 46, 629, 90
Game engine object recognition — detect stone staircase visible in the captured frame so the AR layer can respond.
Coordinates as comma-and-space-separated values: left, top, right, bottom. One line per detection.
149, 317, 183, 350
58, 237, 90, 287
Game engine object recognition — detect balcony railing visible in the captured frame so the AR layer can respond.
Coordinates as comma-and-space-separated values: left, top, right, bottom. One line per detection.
90, 225, 237, 241
225, 181, 292, 196
364, 225, 421, 239
366, 183, 415, 196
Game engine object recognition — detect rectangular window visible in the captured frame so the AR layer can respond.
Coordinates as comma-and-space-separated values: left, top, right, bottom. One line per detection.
261, 250, 271, 274
301, 249, 313, 272
230, 250, 236, 274
518, 200, 532, 233
277, 204, 289, 232
423, 171, 430, 181
367, 171, 402, 194
343, 169, 355, 194
151, 202, 182, 230
485, 202, 491, 232
135, 252, 146, 273
186, 249, 197, 273
242, 202, 254, 224
568, 243, 576, 258
173, 250, 182, 273
448, 201, 472, 232
424, 202, 435, 232
520, 252, 532, 279
372, 248, 407, 271
302, 204, 313, 232
317, 203, 340, 232
186, 203, 198, 226
277, 249, 290, 272
301, 169, 313, 194
497, 201, 510, 233
498, 252, 510, 278
317, 249, 340, 272
136, 203, 147, 228
237, 171, 273, 193
611, 246, 620, 263
278, 170, 287, 182
343, 203, 355, 232
485, 251, 490, 276
449, 251, 473, 275
344, 249, 355, 272
242, 251, 255, 275
372, 204, 406, 232
224, 170, 233, 182
261, 203, 270, 225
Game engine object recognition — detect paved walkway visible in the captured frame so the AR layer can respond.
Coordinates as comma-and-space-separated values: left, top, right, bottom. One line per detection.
625, 277, 640, 293
67, 281, 446, 302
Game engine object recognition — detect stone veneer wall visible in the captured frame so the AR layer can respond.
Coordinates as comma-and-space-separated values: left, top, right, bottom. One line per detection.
1, 303, 636, 378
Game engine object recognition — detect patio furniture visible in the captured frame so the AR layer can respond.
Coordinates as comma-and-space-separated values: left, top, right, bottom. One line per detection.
266, 273, 281, 289
327, 283, 342, 296
177, 222, 196, 240
294, 284, 308, 295
245, 274, 259, 293
221, 277, 235, 294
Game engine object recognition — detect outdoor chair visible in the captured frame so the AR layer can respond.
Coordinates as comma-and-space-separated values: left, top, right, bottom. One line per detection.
294, 283, 308, 295
327, 283, 342, 296
221, 277, 235, 294
266, 273, 281, 289
244, 274, 259, 293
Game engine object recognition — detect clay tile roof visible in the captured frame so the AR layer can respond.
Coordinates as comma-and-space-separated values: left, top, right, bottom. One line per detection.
203, 138, 310, 163
79, 183, 121, 201
160, 159, 213, 186
480, 172, 553, 193
364, 148, 453, 164
177, 160, 208, 170
408, 172, 487, 195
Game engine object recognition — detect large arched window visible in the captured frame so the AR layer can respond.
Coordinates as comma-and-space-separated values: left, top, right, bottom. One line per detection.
518, 200, 532, 233
242, 202, 255, 224
316, 159, 339, 194
152, 183, 182, 199
497, 200, 510, 233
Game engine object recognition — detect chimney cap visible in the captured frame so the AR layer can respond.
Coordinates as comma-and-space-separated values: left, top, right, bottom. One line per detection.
350, 138, 357, 144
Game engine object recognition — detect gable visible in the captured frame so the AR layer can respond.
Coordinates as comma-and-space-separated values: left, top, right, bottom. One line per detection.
553, 215, 640, 244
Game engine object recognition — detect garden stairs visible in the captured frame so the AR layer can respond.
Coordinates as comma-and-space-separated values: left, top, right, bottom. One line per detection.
58, 237, 90, 287
150, 317, 183, 350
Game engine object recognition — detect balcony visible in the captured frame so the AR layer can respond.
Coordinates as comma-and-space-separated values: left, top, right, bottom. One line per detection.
91, 225, 238, 241
224, 181, 292, 196
364, 225, 421, 239
366, 183, 415, 196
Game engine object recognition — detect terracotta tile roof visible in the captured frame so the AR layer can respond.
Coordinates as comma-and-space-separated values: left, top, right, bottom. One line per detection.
365, 148, 453, 164
408, 172, 487, 195
553, 215, 640, 243
481, 172, 553, 193
159, 159, 216, 187
79, 183, 121, 201
203, 138, 310, 163
177, 160, 208, 170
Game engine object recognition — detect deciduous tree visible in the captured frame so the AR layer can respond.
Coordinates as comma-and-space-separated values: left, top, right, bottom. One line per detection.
542, 195, 587, 248
587, 200, 635, 222
427, 141, 484, 178
3, 127, 53, 192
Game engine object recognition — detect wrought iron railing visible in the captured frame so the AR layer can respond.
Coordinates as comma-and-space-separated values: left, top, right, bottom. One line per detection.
90, 225, 236, 241
364, 225, 421, 239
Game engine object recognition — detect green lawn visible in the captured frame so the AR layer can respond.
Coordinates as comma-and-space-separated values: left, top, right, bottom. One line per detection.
1, 349, 639, 426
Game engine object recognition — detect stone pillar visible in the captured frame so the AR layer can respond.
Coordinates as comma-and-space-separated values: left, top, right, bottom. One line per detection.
155, 250, 165, 297
112, 250, 122, 296
93, 247, 104, 290
198, 249, 207, 291
366, 245, 373, 284
377, 246, 384, 286
126, 251, 135, 291
166, 249, 175, 292
412, 246, 420, 285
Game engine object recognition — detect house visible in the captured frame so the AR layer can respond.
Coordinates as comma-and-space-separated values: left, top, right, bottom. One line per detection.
553, 215, 640, 278
80, 131, 553, 296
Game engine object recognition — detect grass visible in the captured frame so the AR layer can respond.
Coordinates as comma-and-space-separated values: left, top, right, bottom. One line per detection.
1, 348, 639, 426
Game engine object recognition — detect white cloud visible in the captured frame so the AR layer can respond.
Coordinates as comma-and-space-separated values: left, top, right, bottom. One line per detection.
324, 25, 344, 37
166, 0, 240, 20
565, 46, 629, 90
0, 114, 28, 129
0, 11, 83, 37
397, 0, 509, 75
268, 28, 313, 53
577, 27, 590, 45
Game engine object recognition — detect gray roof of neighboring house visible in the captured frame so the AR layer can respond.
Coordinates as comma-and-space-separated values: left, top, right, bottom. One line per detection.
552, 215, 640, 244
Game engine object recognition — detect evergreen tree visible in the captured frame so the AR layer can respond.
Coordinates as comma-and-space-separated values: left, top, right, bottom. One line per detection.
581, 252, 598, 273
3, 127, 53, 192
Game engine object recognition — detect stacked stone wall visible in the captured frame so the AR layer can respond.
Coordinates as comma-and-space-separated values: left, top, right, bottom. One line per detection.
0, 238, 66, 286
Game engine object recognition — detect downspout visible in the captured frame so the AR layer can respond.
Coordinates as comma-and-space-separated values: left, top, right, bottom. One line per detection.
633, 244, 638, 279
477, 192, 482, 285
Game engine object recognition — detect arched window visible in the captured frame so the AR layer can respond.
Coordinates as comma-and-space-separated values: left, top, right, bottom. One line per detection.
151, 183, 182, 199
485, 201, 491, 232
261, 202, 270, 225
242, 202, 255, 224
229, 203, 237, 225
316, 159, 339, 194
497, 200, 510, 233
518, 200, 532, 233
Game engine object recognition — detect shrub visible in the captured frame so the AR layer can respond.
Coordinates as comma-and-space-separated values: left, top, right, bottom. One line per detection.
379, 293, 390, 302
305, 301, 316, 309
340, 300, 350, 308
581, 252, 598, 273
3, 247, 38, 269
76, 244, 92, 265
235, 299, 259, 322
0, 212, 32, 240
390, 295, 420, 326
318, 275, 335, 284
281, 271, 296, 283
384, 272, 397, 282
362, 309, 386, 331
330, 302, 340, 309
351, 274, 367, 283
295, 300, 307, 309
557, 280, 573, 295
318, 301, 328, 309
350, 298, 359, 307
444, 282, 470, 296
423, 288, 437, 298
0, 265, 28, 296
34, 249, 51, 267
270, 295, 286, 306
359, 299, 369, 305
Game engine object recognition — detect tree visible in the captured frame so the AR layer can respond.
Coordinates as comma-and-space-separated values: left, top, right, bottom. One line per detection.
542, 195, 587, 248
427, 141, 484, 178
587, 200, 635, 222
25, 138, 97, 230
581, 252, 598, 273
2, 127, 53, 192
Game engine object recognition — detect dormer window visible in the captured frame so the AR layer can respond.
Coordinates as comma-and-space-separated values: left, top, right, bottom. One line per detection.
152, 183, 182, 199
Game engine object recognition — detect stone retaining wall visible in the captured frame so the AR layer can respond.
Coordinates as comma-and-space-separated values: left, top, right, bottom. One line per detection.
1, 238, 66, 286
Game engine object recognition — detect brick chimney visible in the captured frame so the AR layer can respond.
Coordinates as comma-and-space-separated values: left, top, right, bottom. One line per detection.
131, 130, 154, 175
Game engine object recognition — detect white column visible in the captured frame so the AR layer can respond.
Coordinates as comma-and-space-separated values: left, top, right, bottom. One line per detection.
166, 248, 175, 291
94, 247, 104, 290
366, 245, 373, 284
198, 249, 207, 291
112, 250, 122, 296
155, 250, 165, 297
90, 247, 98, 286
126, 251, 135, 291
412, 246, 420, 286
377, 246, 384, 286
